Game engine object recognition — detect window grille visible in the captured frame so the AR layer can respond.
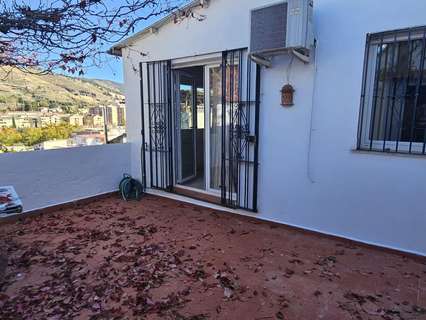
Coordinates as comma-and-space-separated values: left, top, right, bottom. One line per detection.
357, 26, 426, 154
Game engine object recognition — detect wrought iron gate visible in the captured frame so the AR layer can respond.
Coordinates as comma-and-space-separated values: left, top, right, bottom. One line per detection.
221, 49, 261, 212
140, 60, 174, 191
139, 50, 261, 212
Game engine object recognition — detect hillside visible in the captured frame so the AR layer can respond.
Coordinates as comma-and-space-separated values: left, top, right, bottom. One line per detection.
83, 79, 123, 92
0, 68, 124, 112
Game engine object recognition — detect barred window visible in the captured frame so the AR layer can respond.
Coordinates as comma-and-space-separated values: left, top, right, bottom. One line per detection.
357, 26, 426, 154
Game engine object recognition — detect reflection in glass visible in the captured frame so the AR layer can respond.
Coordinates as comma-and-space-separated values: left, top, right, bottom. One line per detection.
209, 65, 239, 190
180, 84, 193, 130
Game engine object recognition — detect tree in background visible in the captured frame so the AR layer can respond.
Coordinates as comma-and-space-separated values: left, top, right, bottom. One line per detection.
0, 124, 78, 147
0, 128, 22, 146
41, 124, 76, 141
20, 127, 43, 146
0, 0, 206, 75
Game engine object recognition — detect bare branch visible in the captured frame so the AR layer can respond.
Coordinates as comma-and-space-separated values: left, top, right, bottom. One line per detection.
0, 0, 196, 74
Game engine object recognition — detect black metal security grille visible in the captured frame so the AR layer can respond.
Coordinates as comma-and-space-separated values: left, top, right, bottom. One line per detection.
139, 51, 261, 211
140, 60, 174, 190
358, 26, 426, 154
221, 49, 261, 212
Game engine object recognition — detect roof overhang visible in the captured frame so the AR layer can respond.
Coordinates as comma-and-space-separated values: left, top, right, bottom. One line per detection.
108, 0, 210, 57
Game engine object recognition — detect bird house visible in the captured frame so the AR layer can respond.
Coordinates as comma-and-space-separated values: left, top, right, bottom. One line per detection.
281, 84, 295, 107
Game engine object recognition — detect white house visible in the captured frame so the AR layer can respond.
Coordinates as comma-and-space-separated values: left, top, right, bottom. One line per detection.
0, 116, 13, 128
69, 114, 85, 127
110, 0, 426, 256
34, 139, 74, 151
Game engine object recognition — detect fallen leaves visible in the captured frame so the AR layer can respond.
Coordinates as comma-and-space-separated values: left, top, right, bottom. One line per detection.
214, 263, 240, 299
337, 290, 426, 320
315, 255, 340, 281
0, 204, 203, 319
0, 197, 425, 320
276, 311, 285, 319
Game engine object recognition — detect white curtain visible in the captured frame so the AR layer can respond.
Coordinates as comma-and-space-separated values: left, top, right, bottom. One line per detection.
209, 65, 238, 190
209, 67, 222, 190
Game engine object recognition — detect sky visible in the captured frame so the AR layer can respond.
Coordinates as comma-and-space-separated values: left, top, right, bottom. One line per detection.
83, 53, 124, 83
20, 0, 188, 84
77, 0, 188, 83
78, 15, 156, 84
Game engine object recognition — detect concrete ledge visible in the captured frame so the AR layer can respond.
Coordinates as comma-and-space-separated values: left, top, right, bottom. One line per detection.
351, 148, 426, 160
173, 186, 222, 205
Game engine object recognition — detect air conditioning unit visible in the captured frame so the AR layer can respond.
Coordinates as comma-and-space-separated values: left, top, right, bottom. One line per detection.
250, 0, 314, 59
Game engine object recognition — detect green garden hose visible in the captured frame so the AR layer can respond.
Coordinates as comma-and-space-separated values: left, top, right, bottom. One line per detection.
119, 174, 144, 201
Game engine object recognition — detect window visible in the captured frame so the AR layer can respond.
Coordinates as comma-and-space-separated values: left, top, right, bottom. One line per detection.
357, 26, 426, 154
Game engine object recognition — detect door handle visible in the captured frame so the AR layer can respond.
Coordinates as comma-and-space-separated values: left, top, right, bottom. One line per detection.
246, 135, 256, 143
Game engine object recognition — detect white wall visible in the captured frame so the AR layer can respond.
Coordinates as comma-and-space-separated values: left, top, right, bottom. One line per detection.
0, 144, 131, 212
122, 0, 426, 255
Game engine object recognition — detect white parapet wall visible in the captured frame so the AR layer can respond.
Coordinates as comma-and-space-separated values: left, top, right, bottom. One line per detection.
0, 144, 131, 212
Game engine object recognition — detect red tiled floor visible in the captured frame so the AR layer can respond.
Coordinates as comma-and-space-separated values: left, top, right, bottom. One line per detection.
0, 194, 425, 319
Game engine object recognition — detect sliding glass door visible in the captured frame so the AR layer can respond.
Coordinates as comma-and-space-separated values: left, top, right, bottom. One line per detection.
207, 65, 222, 191
175, 72, 197, 183
205, 63, 241, 194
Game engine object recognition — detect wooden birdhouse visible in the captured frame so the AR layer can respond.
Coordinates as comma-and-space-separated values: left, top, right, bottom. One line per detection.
281, 84, 295, 107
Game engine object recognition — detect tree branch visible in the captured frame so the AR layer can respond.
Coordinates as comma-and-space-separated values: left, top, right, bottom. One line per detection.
0, 0, 202, 74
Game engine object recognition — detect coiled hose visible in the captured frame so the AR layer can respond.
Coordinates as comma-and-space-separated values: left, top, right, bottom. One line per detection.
119, 174, 144, 201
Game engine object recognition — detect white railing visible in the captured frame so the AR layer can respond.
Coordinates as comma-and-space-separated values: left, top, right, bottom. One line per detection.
0, 144, 131, 212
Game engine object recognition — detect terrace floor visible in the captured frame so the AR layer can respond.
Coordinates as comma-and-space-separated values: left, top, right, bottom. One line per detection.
0, 194, 425, 320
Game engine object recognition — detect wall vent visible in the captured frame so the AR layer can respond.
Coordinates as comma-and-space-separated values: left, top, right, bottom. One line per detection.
250, 0, 314, 56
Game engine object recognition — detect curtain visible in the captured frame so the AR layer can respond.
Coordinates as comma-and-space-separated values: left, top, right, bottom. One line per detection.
209, 64, 239, 190
209, 67, 222, 190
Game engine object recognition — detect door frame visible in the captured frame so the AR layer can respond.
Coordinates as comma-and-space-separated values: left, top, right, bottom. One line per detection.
204, 63, 223, 196
171, 59, 223, 196
172, 61, 236, 198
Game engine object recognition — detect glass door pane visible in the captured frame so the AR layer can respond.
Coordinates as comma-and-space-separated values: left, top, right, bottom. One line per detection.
208, 65, 240, 191
179, 75, 196, 182
209, 67, 222, 190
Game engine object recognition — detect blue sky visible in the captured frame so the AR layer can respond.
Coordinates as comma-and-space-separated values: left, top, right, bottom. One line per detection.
83, 53, 124, 83
79, 0, 188, 83
80, 15, 156, 84
22, 0, 187, 83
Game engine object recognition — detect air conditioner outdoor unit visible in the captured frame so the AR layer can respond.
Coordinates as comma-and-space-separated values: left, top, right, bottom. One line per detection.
250, 0, 314, 60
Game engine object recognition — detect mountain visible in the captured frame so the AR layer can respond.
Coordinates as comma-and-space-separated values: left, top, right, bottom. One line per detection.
0, 68, 124, 112
83, 79, 124, 92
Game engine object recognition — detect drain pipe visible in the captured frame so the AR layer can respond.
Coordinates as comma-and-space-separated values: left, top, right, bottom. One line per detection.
103, 106, 109, 144
307, 39, 318, 183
